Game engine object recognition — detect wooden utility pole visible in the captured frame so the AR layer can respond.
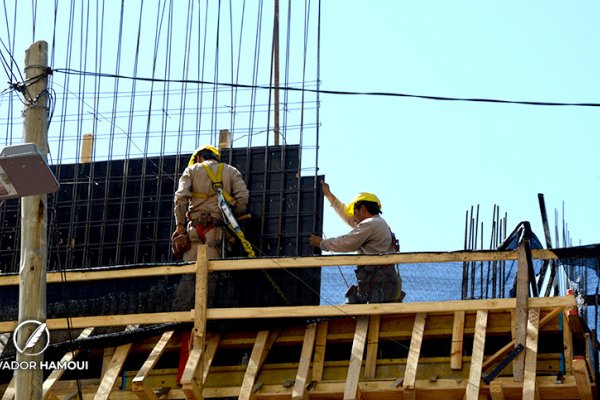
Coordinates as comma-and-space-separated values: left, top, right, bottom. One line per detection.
272, 0, 280, 145
16, 40, 50, 400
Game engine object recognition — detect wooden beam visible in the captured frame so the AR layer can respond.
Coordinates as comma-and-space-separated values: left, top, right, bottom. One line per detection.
343, 316, 369, 400
513, 239, 530, 381
1, 378, 15, 400
465, 310, 488, 400
132, 330, 174, 400
403, 313, 427, 390
292, 323, 317, 400
482, 306, 563, 370
81, 133, 94, 163
489, 380, 505, 400
203, 296, 574, 321
239, 330, 277, 400
364, 315, 380, 379
94, 342, 133, 400
450, 311, 465, 370
312, 320, 328, 382
202, 334, 220, 384
181, 245, 209, 400
0, 247, 574, 288
43, 327, 94, 399
562, 310, 573, 374
573, 357, 594, 400
522, 308, 540, 400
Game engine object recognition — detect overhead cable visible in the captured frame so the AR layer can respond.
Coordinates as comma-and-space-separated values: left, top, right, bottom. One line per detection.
52, 67, 600, 108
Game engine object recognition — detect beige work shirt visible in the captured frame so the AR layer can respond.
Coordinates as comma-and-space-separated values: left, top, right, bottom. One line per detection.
320, 195, 393, 254
174, 159, 249, 225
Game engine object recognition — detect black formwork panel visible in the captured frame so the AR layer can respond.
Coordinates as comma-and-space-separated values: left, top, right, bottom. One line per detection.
0, 145, 323, 307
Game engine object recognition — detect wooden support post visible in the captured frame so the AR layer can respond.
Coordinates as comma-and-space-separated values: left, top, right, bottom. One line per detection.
343, 316, 369, 400
272, 0, 280, 145
81, 133, 94, 163
94, 342, 133, 400
489, 380, 505, 400
364, 315, 380, 379
181, 245, 209, 400
292, 323, 317, 400
573, 357, 594, 400
202, 334, 220, 384
403, 313, 427, 400
513, 238, 530, 381
218, 129, 230, 150
450, 310, 465, 370
466, 310, 488, 400
132, 330, 174, 400
239, 330, 277, 400
43, 327, 94, 399
16, 40, 50, 400
562, 310, 573, 374
311, 320, 328, 382
1, 378, 15, 400
522, 308, 540, 400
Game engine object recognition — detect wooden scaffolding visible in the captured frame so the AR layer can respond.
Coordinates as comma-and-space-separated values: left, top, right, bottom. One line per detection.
0, 244, 596, 400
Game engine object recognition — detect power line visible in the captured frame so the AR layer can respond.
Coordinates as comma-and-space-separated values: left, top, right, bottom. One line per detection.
51, 67, 600, 108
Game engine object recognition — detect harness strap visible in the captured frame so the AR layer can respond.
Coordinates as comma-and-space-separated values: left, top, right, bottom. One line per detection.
191, 163, 236, 205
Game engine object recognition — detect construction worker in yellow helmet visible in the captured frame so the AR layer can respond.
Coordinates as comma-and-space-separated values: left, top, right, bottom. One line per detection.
310, 181, 404, 304
172, 144, 249, 262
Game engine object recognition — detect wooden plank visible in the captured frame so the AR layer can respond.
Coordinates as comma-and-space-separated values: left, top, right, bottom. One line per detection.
522, 308, 540, 400
43, 327, 94, 399
202, 334, 220, 384
364, 315, 380, 379
343, 316, 369, 400
482, 306, 563, 370
465, 309, 488, 400
312, 320, 328, 382
450, 310, 465, 370
403, 313, 427, 390
81, 133, 94, 163
239, 330, 276, 400
181, 245, 209, 400
562, 310, 573, 373
573, 357, 594, 400
489, 380, 505, 400
0, 248, 566, 288
0, 333, 10, 356
101, 347, 115, 377
292, 323, 317, 400
513, 239, 530, 381
132, 330, 174, 400
0, 296, 575, 333
94, 343, 133, 400
1, 378, 15, 400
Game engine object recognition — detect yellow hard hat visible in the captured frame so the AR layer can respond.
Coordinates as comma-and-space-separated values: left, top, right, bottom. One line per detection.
346, 192, 382, 216
188, 144, 220, 166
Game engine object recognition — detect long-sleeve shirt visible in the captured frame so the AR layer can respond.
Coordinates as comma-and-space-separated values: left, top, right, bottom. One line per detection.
173, 159, 249, 226
320, 194, 393, 254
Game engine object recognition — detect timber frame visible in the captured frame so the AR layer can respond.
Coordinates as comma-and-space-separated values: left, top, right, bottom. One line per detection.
0, 243, 596, 400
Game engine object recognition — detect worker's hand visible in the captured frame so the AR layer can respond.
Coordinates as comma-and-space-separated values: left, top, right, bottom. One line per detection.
309, 234, 322, 248
321, 181, 331, 197
171, 224, 186, 240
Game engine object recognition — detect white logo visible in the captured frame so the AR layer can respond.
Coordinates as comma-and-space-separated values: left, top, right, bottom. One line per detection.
13, 320, 50, 356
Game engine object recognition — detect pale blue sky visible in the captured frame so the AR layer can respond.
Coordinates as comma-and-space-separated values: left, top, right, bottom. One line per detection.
316, 1, 600, 251
1, 1, 599, 252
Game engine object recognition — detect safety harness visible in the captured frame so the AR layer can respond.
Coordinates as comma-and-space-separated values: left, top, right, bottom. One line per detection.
191, 163, 236, 205
195, 162, 255, 257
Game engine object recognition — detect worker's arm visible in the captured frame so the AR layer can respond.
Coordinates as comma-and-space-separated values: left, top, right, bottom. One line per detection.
322, 181, 357, 228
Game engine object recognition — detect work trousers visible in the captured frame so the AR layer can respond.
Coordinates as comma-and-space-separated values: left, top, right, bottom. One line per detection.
346, 265, 404, 304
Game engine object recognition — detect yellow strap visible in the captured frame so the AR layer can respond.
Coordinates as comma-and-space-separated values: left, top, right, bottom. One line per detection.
192, 163, 236, 204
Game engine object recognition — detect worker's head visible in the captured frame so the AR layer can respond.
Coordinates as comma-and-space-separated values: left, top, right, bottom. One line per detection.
188, 144, 220, 166
347, 192, 382, 220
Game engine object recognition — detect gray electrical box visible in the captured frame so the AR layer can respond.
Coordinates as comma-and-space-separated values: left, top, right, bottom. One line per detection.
0, 143, 60, 199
